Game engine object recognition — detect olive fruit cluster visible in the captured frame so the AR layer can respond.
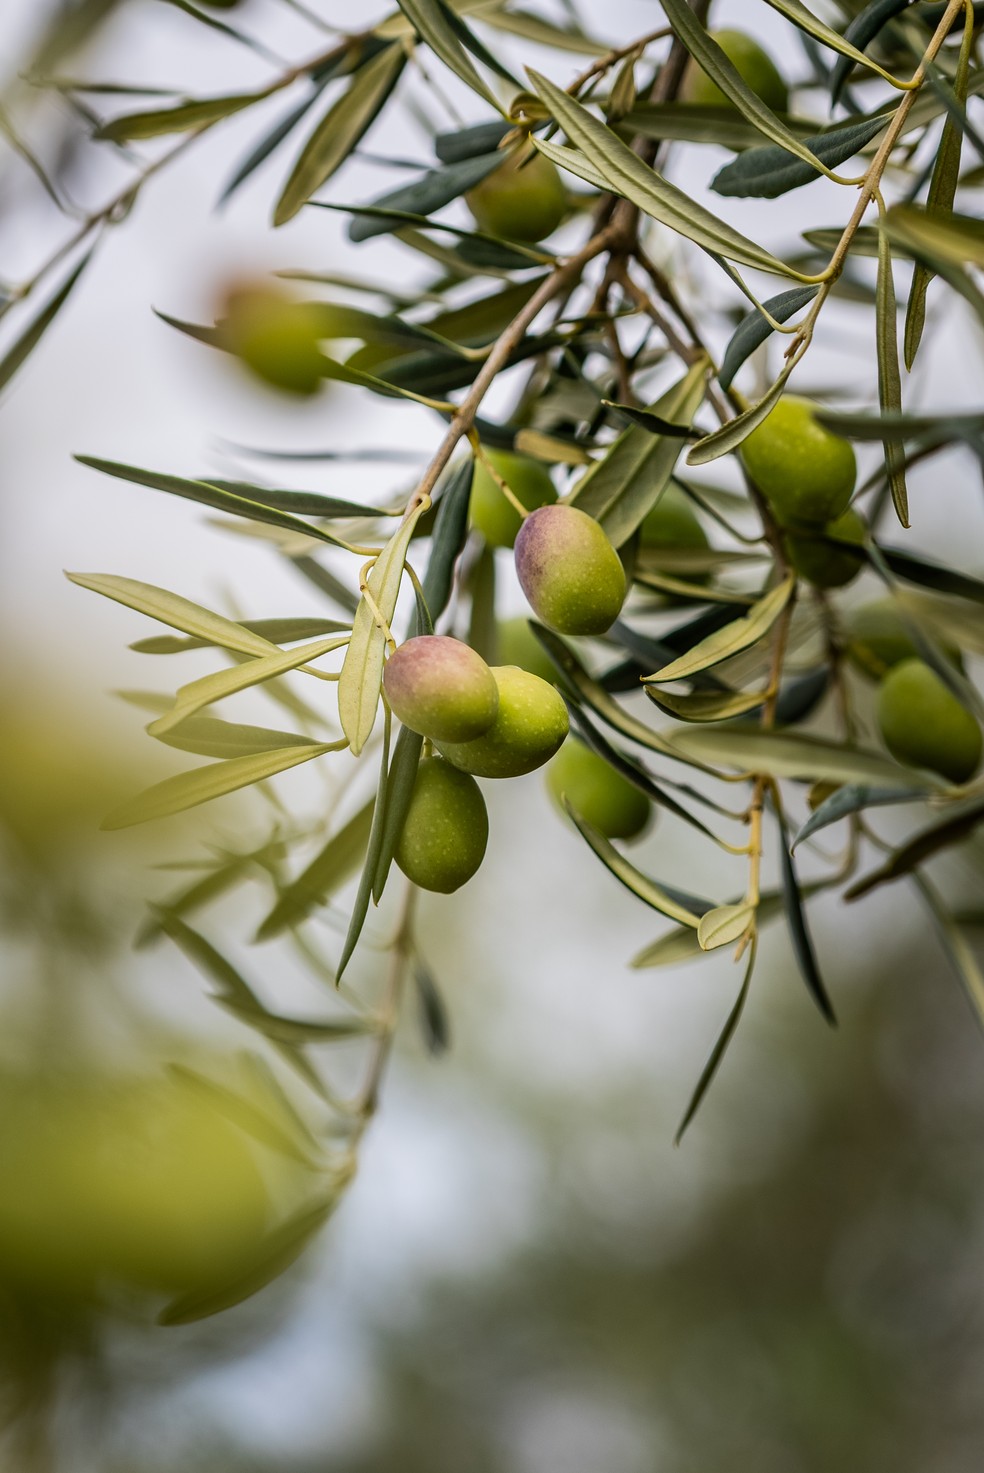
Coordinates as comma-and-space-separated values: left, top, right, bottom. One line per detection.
740, 396, 865, 589
383, 636, 569, 892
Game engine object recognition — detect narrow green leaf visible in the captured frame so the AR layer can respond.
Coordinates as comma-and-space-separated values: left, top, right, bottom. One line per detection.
101, 743, 332, 830
349, 152, 504, 242
95, 89, 267, 142
158, 1197, 338, 1326
216, 997, 375, 1044
220, 87, 325, 205
420, 457, 475, 620
762, 0, 908, 86
712, 114, 886, 199
719, 286, 819, 391
396, 0, 504, 109
371, 725, 424, 904
337, 503, 427, 754
130, 616, 350, 653
830, 0, 911, 107
434, 119, 510, 163
697, 902, 754, 951
337, 710, 391, 979
878, 543, 984, 606
481, 8, 607, 55
568, 361, 708, 546
622, 101, 811, 153
914, 872, 984, 1031
0, 250, 92, 397
563, 801, 710, 927
67, 572, 278, 658
687, 359, 796, 464
666, 726, 931, 788
776, 805, 835, 1023
167, 1063, 321, 1168
645, 576, 794, 683
413, 957, 450, 1054
274, 43, 406, 226
635, 892, 792, 970
526, 69, 803, 279
904, 5, 972, 368
257, 799, 375, 939
675, 939, 757, 1143
152, 714, 317, 760
644, 685, 767, 724
148, 634, 348, 736
846, 793, 984, 899
792, 783, 927, 848
875, 228, 909, 527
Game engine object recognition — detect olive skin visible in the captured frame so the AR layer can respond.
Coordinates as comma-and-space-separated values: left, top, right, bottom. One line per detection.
684, 29, 789, 112
383, 636, 498, 743
470, 450, 557, 549
496, 616, 557, 684
395, 757, 489, 893
220, 281, 324, 396
740, 396, 857, 526
785, 507, 866, 588
0, 1073, 270, 1295
436, 665, 569, 779
515, 504, 626, 636
877, 658, 982, 784
639, 485, 708, 552
846, 599, 961, 679
465, 149, 567, 243
547, 740, 651, 841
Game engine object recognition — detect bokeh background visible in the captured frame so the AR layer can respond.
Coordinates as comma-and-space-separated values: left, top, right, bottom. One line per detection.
3, 2, 984, 1469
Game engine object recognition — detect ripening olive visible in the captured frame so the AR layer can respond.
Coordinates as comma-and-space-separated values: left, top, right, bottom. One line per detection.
740, 396, 857, 526
684, 29, 789, 112
220, 280, 325, 396
0, 1072, 270, 1295
546, 739, 651, 841
515, 504, 626, 636
395, 757, 489, 893
877, 658, 982, 784
470, 450, 557, 549
383, 636, 498, 743
495, 616, 557, 684
845, 598, 961, 679
436, 665, 569, 778
785, 507, 866, 588
465, 149, 567, 243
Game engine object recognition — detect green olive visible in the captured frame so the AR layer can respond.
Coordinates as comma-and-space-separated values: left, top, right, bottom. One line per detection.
639, 485, 709, 552
220, 281, 325, 396
684, 29, 789, 112
470, 450, 557, 549
546, 740, 651, 840
877, 658, 982, 784
785, 507, 866, 588
845, 598, 961, 679
739, 396, 856, 526
465, 149, 567, 243
383, 636, 498, 742
514, 504, 626, 636
436, 665, 569, 778
395, 756, 489, 892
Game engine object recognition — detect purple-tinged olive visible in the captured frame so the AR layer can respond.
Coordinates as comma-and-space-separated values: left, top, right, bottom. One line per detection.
515, 504, 626, 636
383, 636, 498, 743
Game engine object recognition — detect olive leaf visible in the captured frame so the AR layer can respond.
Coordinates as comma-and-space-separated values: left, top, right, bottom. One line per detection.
257, 799, 376, 940
67, 573, 282, 658
562, 801, 712, 927
697, 902, 754, 952
675, 939, 757, 1144
0, 249, 93, 397
643, 575, 794, 683
875, 228, 909, 528
396, 0, 506, 109
829, 0, 912, 107
718, 286, 819, 391
711, 114, 887, 199
845, 793, 984, 900
95, 88, 269, 142
666, 726, 927, 788
762, 0, 908, 86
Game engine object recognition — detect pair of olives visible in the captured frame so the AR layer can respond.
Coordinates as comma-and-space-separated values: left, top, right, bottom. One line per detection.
740, 396, 866, 589
845, 600, 981, 784
471, 450, 627, 635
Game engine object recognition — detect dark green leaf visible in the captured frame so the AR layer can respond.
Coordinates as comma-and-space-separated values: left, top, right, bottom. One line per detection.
337, 711, 391, 980
371, 725, 424, 904
875, 228, 909, 527
776, 803, 836, 1024
435, 119, 510, 163
349, 152, 505, 241
712, 114, 886, 199
563, 801, 711, 927
0, 250, 92, 397
413, 957, 450, 1055
792, 783, 929, 848
878, 544, 984, 606
396, 0, 505, 109
718, 286, 819, 391
675, 940, 756, 1144
829, 0, 911, 107
421, 457, 475, 619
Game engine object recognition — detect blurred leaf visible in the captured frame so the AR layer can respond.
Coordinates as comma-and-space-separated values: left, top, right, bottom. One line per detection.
216, 997, 375, 1044
527, 70, 801, 278
221, 86, 326, 204
792, 783, 927, 848
413, 957, 450, 1054
435, 119, 511, 162
396, 0, 507, 108
846, 793, 984, 899
645, 685, 767, 724
258, 799, 375, 939
712, 114, 886, 199
875, 228, 909, 527
67, 572, 280, 657
465, 543, 497, 664
338, 503, 427, 754
371, 724, 424, 904
153, 714, 317, 760
830, 0, 911, 106
562, 801, 712, 926
569, 360, 708, 546
719, 286, 819, 391
204, 477, 394, 517
338, 710, 391, 979
878, 544, 984, 606
775, 804, 835, 1023
675, 939, 757, 1143
666, 726, 929, 787
634, 891, 793, 969
644, 576, 794, 683
167, 1063, 321, 1168
148, 634, 348, 737
0, 250, 92, 397
762, 0, 906, 85
482, 8, 607, 54
75, 456, 366, 552
904, 7, 972, 368
622, 101, 813, 152
159, 1196, 338, 1326
95, 88, 268, 141
131, 616, 350, 653
914, 872, 984, 1030
274, 43, 406, 226
102, 743, 332, 829
885, 203, 984, 268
